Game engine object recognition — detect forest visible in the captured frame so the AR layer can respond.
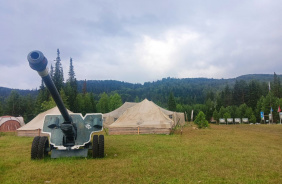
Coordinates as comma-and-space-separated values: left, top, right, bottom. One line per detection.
0, 57, 282, 124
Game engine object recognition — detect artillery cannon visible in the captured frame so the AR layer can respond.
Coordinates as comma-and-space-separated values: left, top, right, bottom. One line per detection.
28, 50, 104, 159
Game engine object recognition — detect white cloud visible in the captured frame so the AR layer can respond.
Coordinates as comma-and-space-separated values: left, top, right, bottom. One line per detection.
1, 0, 282, 89
133, 28, 203, 78
0, 64, 40, 90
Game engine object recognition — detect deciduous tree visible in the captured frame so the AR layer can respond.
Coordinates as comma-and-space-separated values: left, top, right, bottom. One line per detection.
97, 92, 109, 113
109, 93, 122, 111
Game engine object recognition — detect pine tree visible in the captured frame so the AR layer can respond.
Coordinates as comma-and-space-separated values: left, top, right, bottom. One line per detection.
194, 111, 209, 128
59, 89, 69, 109
239, 104, 248, 118
223, 112, 231, 119
65, 57, 78, 111
212, 109, 219, 122
22, 94, 36, 122
83, 93, 93, 115
176, 104, 183, 112
250, 114, 256, 123
256, 96, 265, 119
218, 106, 226, 119
53, 49, 64, 90
34, 81, 49, 114
273, 72, 281, 98
89, 93, 97, 113
232, 80, 241, 106
4, 90, 23, 116
205, 98, 215, 122
41, 97, 56, 112
168, 92, 176, 111
74, 93, 97, 115
215, 93, 223, 111
247, 80, 260, 111
74, 94, 84, 113
232, 80, 248, 106
50, 64, 54, 79
67, 58, 75, 83
135, 96, 140, 102
0, 100, 3, 116
223, 85, 232, 107
82, 80, 87, 95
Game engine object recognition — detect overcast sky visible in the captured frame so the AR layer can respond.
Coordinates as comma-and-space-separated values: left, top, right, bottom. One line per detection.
1, 0, 282, 90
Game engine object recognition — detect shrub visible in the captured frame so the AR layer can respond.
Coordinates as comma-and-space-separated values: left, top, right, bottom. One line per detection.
250, 114, 256, 123
194, 111, 209, 129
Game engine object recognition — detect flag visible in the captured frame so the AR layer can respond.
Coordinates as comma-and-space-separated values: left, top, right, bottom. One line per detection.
260, 111, 264, 119
278, 106, 281, 112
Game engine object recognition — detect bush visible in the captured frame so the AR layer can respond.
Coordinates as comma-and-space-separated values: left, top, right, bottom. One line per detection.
194, 111, 209, 129
250, 114, 256, 123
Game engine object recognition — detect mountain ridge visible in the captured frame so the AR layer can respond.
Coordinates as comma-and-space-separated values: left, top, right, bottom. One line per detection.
0, 74, 280, 99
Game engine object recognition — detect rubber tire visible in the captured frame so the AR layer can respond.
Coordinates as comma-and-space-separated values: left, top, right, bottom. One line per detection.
37, 136, 49, 159
31, 136, 41, 160
92, 135, 99, 158
98, 135, 104, 158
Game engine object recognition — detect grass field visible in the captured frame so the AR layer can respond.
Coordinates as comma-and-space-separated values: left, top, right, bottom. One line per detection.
1, 124, 282, 184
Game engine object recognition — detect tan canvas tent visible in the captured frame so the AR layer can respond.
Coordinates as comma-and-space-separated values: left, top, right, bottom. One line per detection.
103, 101, 185, 128
103, 102, 137, 127
158, 107, 185, 126
109, 99, 174, 135
17, 107, 73, 137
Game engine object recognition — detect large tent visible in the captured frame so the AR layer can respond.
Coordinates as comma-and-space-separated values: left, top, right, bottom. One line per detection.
158, 107, 185, 126
103, 102, 137, 127
109, 99, 174, 135
17, 107, 73, 137
103, 102, 185, 128
0, 116, 25, 132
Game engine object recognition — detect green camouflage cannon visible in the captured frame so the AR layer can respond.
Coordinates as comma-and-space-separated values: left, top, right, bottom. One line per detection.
27, 50, 104, 159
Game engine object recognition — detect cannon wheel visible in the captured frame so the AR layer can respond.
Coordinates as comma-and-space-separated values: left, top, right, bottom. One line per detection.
98, 135, 104, 158
31, 136, 41, 159
92, 135, 99, 158
37, 136, 49, 159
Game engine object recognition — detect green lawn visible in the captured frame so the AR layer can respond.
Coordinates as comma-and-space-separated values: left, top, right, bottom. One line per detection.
0, 124, 282, 184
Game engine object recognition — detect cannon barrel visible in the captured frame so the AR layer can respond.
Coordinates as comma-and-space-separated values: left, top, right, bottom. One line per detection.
28, 50, 77, 146
27, 50, 72, 123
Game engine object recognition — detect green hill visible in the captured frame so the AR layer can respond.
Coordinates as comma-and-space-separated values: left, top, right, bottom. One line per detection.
0, 73, 280, 107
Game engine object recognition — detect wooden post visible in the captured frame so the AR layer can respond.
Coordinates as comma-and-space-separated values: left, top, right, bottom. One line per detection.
138, 127, 140, 135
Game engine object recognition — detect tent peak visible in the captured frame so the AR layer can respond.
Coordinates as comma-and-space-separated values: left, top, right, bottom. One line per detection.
141, 98, 150, 102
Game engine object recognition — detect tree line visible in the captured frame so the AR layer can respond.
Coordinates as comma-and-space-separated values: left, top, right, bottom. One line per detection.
174, 73, 282, 123
0, 53, 282, 124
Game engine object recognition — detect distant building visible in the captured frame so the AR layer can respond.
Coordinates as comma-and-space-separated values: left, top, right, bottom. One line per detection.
0, 116, 25, 132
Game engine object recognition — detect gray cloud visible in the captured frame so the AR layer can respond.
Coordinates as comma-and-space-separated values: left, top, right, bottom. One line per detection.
0, 0, 282, 89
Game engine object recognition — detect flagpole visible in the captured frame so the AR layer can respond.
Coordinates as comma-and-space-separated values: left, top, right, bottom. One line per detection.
270, 107, 273, 124
279, 106, 281, 124
269, 82, 272, 124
